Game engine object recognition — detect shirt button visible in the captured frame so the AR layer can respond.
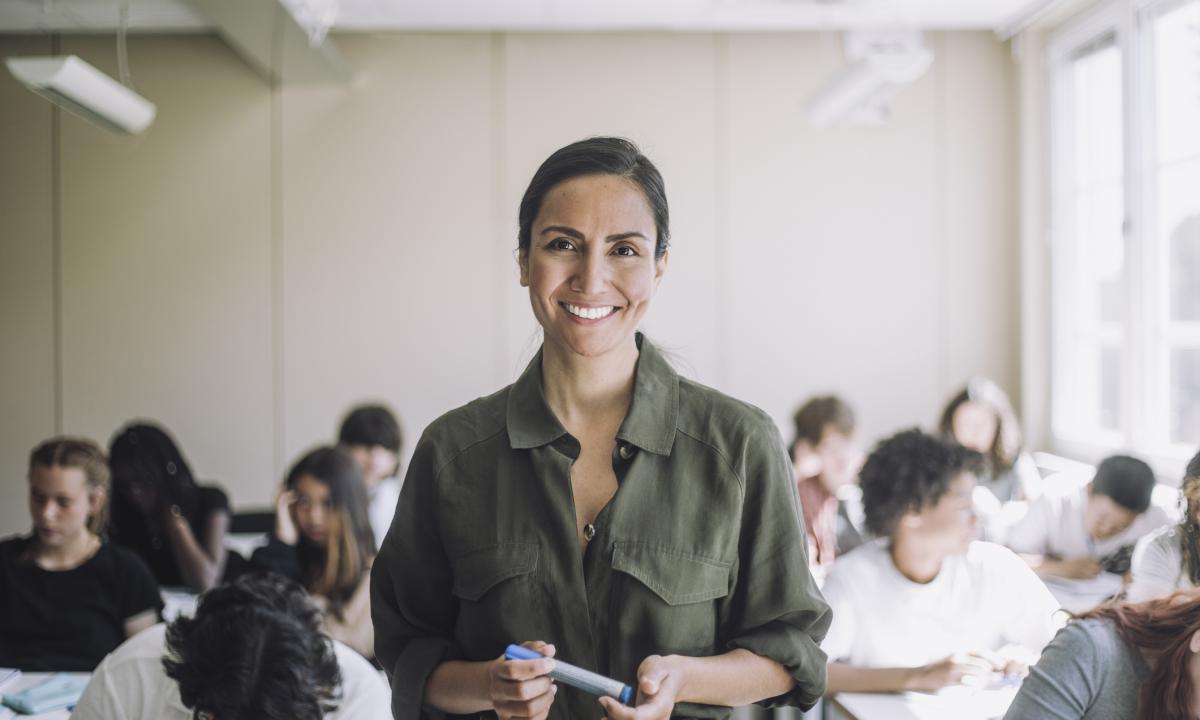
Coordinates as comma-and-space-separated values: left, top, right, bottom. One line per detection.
618, 443, 635, 460
583, 524, 596, 542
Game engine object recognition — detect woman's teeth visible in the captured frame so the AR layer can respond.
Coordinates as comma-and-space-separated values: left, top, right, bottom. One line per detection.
563, 303, 616, 320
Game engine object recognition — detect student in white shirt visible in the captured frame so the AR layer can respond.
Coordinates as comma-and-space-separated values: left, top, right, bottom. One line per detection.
1128, 450, 1200, 602
337, 404, 402, 549
822, 429, 1062, 694
1004, 456, 1172, 581
71, 573, 391, 720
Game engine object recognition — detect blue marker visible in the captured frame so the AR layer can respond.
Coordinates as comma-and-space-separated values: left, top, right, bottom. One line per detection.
504, 644, 634, 706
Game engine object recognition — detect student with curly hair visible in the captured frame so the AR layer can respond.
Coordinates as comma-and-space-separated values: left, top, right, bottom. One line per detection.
1004, 590, 1200, 720
821, 429, 1061, 694
1127, 449, 1200, 602
72, 572, 390, 719
0, 437, 161, 671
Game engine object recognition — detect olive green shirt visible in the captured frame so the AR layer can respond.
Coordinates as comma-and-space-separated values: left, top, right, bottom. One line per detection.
371, 335, 831, 719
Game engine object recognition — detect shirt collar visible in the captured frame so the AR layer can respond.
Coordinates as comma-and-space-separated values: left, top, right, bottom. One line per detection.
506, 333, 679, 455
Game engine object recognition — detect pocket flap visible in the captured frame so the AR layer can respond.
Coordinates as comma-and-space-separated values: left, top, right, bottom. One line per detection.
611, 543, 731, 606
452, 543, 538, 601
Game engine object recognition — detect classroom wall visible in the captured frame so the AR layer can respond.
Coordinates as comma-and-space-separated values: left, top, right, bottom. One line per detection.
0, 31, 1018, 535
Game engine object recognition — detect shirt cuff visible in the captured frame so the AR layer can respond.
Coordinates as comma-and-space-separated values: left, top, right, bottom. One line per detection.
387, 636, 463, 719
726, 621, 829, 710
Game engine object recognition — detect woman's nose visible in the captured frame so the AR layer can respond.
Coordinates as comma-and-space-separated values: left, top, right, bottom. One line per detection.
571, 253, 607, 295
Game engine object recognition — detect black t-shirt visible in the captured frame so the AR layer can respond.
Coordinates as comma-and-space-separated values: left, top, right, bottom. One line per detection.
0, 535, 163, 671
110, 484, 230, 588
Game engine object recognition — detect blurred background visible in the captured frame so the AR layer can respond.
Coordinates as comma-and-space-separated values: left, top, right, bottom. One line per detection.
0, 0, 1197, 536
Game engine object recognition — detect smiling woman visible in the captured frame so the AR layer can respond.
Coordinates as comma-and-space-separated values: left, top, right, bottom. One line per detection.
372, 137, 832, 720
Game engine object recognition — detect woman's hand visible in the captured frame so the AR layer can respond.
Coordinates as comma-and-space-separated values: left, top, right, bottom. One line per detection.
490, 641, 558, 720
274, 488, 299, 545
907, 653, 995, 692
599, 655, 684, 720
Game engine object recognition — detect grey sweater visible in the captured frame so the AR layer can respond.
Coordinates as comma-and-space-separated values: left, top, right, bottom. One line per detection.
1004, 619, 1149, 720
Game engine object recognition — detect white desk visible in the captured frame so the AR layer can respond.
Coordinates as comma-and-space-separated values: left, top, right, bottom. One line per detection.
830, 686, 1017, 720
0, 672, 89, 720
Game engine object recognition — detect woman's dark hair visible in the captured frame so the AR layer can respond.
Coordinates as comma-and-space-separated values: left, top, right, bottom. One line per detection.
286, 446, 373, 619
1074, 591, 1200, 720
860, 428, 983, 538
1178, 448, 1200, 585
108, 422, 199, 527
938, 377, 1023, 475
28, 437, 110, 536
517, 137, 670, 259
164, 572, 341, 720
791, 395, 856, 456
337, 404, 402, 455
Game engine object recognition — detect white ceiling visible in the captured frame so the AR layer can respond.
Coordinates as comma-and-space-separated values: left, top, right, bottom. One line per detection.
0, 0, 1049, 33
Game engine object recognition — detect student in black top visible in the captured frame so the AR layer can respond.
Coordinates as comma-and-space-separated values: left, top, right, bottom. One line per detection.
0, 437, 162, 671
108, 422, 240, 592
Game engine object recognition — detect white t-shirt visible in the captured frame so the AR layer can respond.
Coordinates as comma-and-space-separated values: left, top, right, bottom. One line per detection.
1003, 473, 1173, 560
821, 540, 1062, 668
70, 624, 391, 720
1128, 524, 1195, 602
368, 478, 401, 550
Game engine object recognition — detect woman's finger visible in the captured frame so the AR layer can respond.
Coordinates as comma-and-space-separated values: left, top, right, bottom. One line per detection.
496, 657, 556, 682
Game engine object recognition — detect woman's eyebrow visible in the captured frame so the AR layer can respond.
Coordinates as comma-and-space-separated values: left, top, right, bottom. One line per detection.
539, 225, 584, 240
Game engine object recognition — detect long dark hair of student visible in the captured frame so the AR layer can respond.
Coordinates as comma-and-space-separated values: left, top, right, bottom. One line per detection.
1177, 450, 1200, 585
286, 446, 373, 620
1075, 591, 1200, 720
108, 422, 199, 536
937, 376, 1023, 475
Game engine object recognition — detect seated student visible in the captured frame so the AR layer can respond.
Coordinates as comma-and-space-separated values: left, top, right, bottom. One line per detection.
71, 572, 391, 720
822, 429, 1061, 694
252, 446, 375, 659
939, 377, 1041, 507
791, 395, 866, 574
1004, 590, 1200, 720
1127, 449, 1200, 602
0, 438, 161, 671
336, 404, 402, 549
1005, 455, 1172, 581
108, 422, 241, 593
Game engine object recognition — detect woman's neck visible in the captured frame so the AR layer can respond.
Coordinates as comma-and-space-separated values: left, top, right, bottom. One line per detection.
541, 337, 639, 431
34, 530, 98, 571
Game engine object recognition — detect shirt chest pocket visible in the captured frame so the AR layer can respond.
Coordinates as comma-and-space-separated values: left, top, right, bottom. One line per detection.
450, 543, 543, 655
609, 542, 731, 657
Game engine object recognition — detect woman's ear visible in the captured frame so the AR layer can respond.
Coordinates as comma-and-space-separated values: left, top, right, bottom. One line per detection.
518, 248, 530, 287
88, 486, 107, 520
901, 510, 923, 529
653, 248, 669, 287
1190, 629, 1200, 654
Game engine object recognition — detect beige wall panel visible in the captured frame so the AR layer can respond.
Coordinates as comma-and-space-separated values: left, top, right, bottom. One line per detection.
57, 35, 275, 508
725, 33, 947, 441
280, 34, 497, 472
500, 33, 722, 388
939, 32, 1020, 409
0, 36, 56, 536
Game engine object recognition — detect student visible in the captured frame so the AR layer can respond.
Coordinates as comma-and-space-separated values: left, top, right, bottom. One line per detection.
939, 377, 1041, 505
1127, 449, 1200, 602
0, 438, 161, 671
1004, 590, 1200, 720
108, 422, 238, 593
822, 429, 1061, 694
253, 446, 375, 659
71, 573, 391, 720
373, 138, 830, 720
1005, 455, 1172, 581
791, 395, 865, 573
337, 404, 402, 549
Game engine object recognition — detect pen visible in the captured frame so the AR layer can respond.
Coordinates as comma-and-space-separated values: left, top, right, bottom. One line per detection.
504, 644, 634, 705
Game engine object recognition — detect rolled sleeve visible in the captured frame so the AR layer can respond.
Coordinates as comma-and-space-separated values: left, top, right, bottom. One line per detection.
371, 434, 463, 720
720, 417, 832, 709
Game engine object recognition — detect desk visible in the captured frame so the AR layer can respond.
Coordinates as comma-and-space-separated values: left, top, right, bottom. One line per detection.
829, 686, 1017, 720
0, 673, 89, 720
1042, 573, 1124, 613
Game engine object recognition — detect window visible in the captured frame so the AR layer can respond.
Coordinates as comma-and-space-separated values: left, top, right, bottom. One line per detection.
1049, 0, 1200, 468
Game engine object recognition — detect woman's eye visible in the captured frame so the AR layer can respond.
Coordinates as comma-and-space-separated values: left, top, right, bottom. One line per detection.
550, 238, 575, 251
613, 245, 637, 257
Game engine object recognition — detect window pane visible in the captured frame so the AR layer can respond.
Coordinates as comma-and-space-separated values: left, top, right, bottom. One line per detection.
1154, 2, 1200, 323
1100, 345, 1123, 432
1171, 348, 1200, 444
